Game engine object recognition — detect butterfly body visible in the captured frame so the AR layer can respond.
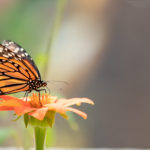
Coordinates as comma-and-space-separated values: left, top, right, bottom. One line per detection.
0, 40, 47, 95
27, 79, 47, 92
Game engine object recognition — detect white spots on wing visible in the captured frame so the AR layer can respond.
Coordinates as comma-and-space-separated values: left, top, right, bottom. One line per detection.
3, 54, 9, 58
8, 53, 12, 57
25, 53, 28, 56
9, 41, 14, 44
10, 53, 15, 57
20, 48, 24, 51
1, 41, 35, 64
0, 47, 3, 53
14, 48, 19, 53
21, 53, 25, 57
18, 54, 21, 58
2, 40, 8, 46
2, 42, 8, 46
4, 48, 8, 51
14, 63, 18, 67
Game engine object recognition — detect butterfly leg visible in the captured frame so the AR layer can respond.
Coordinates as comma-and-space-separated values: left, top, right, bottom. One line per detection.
24, 91, 28, 101
24, 90, 31, 101
41, 89, 47, 93
36, 90, 42, 104
36, 89, 47, 94
36, 89, 47, 104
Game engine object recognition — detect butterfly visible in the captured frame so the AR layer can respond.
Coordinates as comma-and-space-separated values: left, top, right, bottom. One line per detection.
0, 40, 47, 96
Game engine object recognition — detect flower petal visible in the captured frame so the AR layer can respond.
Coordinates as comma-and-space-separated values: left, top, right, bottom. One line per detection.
0, 96, 30, 107
0, 94, 94, 123
29, 107, 48, 120
58, 98, 94, 107
0, 106, 14, 111
66, 107, 87, 119
0, 100, 23, 107
14, 106, 36, 116
45, 103, 66, 113
0, 95, 21, 101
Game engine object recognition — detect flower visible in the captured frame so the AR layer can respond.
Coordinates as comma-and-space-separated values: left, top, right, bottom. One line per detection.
0, 93, 94, 127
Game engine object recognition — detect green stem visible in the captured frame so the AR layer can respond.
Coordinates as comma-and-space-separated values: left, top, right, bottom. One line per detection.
43, 0, 67, 78
34, 127, 47, 150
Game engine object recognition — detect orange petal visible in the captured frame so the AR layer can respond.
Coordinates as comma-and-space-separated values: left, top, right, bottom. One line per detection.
66, 107, 87, 119
14, 106, 36, 116
0, 95, 21, 101
29, 107, 48, 120
58, 98, 94, 107
0, 106, 14, 111
0, 100, 23, 107
0, 95, 30, 106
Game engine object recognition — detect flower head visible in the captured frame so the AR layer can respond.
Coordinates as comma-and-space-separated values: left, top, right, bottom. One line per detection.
0, 93, 94, 127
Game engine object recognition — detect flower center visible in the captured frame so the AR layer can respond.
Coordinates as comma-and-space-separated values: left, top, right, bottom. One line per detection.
28, 93, 57, 108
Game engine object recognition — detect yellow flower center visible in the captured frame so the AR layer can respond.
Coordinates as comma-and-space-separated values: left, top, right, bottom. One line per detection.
28, 93, 58, 108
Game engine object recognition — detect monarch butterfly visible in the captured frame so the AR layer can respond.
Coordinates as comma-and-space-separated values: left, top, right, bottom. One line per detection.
0, 40, 47, 96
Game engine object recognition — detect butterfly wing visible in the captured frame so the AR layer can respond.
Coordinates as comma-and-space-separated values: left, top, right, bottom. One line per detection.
0, 40, 41, 94
2, 40, 41, 79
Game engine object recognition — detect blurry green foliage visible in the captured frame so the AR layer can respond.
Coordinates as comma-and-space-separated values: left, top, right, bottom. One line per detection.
35, 53, 48, 75
0, 0, 57, 73
0, 0, 80, 148
0, 0, 55, 48
0, 0, 58, 147
0, 128, 14, 145
66, 112, 79, 131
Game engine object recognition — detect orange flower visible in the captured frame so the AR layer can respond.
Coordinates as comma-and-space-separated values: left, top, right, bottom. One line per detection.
0, 94, 94, 127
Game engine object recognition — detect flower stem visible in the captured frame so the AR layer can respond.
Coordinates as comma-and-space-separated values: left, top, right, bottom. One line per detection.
34, 127, 47, 150
43, 0, 67, 78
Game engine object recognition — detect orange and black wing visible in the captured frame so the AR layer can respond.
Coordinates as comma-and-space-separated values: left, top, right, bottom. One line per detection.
0, 40, 41, 94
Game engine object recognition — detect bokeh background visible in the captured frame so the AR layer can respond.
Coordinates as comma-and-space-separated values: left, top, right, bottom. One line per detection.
0, 0, 150, 149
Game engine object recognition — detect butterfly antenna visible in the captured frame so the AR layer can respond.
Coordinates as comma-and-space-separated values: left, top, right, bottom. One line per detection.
46, 80, 69, 86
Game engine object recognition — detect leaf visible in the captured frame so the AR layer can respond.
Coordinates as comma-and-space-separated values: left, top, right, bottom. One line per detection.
46, 111, 56, 128
12, 115, 21, 122
60, 113, 69, 120
24, 114, 29, 128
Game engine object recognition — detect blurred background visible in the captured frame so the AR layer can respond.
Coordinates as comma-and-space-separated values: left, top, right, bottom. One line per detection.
0, 0, 150, 149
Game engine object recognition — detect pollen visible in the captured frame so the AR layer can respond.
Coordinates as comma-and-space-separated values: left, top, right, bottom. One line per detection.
28, 93, 57, 108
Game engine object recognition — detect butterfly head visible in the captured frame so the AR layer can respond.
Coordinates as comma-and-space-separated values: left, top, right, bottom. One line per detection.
41, 81, 47, 87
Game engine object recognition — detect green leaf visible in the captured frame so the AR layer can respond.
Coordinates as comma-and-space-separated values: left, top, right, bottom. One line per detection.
29, 116, 49, 128
12, 115, 21, 122
46, 111, 56, 128
60, 113, 69, 120
24, 114, 29, 128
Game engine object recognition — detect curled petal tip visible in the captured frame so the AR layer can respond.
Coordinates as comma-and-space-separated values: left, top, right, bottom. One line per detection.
66, 107, 88, 119
84, 98, 94, 105
77, 98, 95, 105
